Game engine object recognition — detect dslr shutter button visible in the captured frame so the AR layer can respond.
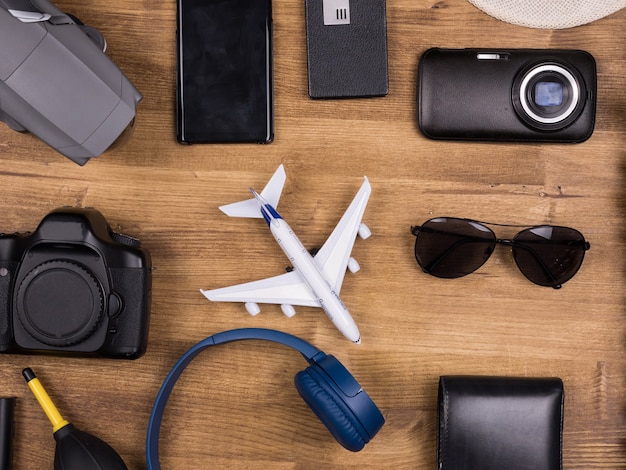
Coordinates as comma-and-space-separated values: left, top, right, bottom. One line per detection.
108, 293, 122, 318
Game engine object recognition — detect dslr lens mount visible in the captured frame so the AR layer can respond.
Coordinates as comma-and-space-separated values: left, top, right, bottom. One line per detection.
513, 61, 586, 131
15, 260, 105, 348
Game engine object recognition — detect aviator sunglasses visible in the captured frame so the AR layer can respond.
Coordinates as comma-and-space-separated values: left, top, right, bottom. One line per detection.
411, 217, 590, 288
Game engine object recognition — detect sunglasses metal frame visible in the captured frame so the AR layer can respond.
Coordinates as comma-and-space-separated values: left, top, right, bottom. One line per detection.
411, 217, 590, 289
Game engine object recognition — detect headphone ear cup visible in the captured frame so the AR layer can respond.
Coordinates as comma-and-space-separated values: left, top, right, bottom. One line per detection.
294, 368, 367, 452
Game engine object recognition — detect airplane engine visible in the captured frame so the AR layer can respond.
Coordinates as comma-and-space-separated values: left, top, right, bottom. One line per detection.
245, 302, 261, 316
281, 304, 296, 317
348, 257, 360, 273
358, 223, 371, 239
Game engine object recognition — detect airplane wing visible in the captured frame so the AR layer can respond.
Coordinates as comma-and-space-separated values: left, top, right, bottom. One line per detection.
219, 164, 286, 218
201, 271, 321, 308
313, 177, 371, 294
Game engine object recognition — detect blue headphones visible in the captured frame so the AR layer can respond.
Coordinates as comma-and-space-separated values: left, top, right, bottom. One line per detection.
146, 328, 385, 468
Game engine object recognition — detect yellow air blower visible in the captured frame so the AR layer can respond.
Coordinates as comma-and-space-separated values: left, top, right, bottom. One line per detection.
22, 368, 128, 470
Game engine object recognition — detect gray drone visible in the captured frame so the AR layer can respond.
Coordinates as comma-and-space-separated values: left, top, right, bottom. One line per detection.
0, 0, 142, 165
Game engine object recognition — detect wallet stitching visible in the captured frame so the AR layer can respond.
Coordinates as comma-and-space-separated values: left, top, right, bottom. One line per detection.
559, 389, 564, 470
442, 387, 449, 470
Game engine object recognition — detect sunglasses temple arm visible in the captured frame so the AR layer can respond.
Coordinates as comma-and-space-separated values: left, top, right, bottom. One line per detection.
422, 238, 490, 273
510, 243, 560, 287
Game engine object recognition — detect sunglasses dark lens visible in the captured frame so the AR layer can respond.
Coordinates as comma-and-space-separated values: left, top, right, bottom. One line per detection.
414, 218, 496, 278
512, 226, 588, 287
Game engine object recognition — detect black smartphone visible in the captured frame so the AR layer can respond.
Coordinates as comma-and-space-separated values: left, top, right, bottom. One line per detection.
417, 48, 596, 143
176, 0, 273, 144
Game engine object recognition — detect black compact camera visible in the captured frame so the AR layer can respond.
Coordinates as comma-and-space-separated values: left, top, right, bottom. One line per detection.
417, 48, 597, 143
0, 208, 152, 359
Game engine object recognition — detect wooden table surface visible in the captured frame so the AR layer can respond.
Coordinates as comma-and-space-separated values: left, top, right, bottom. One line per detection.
1, 0, 625, 468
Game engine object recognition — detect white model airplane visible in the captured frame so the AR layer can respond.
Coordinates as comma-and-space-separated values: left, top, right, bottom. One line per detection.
201, 165, 372, 344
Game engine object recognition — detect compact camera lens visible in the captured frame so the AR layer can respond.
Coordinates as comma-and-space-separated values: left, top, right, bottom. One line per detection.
15, 260, 104, 347
534, 81, 563, 107
513, 61, 586, 131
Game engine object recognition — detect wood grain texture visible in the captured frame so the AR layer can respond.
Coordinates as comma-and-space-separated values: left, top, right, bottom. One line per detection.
1, 0, 625, 468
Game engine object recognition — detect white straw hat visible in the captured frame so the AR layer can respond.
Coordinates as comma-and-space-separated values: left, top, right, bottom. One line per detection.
468, 0, 626, 29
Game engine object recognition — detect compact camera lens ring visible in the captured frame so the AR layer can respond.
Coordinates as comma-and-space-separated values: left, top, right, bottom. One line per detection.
520, 64, 579, 124
15, 260, 105, 347
512, 61, 586, 131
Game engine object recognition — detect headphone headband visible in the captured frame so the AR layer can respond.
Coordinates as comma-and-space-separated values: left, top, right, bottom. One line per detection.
146, 328, 326, 469
211, 328, 324, 360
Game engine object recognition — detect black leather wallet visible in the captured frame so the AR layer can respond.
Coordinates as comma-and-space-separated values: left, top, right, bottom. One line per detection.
438, 376, 564, 470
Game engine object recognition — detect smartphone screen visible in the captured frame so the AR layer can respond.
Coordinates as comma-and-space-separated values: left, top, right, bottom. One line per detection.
176, 0, 273, 144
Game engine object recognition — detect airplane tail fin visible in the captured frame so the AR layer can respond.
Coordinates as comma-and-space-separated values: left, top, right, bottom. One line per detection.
219, 165, 286, 218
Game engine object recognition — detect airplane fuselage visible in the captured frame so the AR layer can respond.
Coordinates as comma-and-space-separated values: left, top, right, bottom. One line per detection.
267, 215, 361, 344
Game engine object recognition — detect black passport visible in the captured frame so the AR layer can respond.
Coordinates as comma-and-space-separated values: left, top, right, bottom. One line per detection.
305, 0, 389, 98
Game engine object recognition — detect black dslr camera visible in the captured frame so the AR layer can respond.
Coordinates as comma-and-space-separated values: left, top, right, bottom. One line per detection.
417, 48, 597, 143
0, 208, 152, 359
